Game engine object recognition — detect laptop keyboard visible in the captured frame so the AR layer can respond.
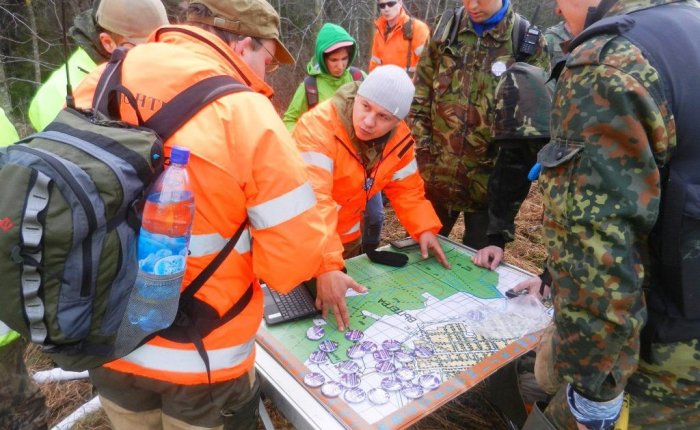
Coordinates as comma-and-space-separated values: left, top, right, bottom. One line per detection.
270, 286, 317, 320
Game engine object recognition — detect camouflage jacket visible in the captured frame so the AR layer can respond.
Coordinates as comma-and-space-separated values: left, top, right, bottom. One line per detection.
409, 4, 549, 213
543, 21, 571, 66
541, 0, 698, 404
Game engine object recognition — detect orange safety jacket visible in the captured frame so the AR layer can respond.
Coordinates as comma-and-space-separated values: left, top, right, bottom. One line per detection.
73, 25, 326, 385
369, 8, 430, 74
292, 84, 441, 273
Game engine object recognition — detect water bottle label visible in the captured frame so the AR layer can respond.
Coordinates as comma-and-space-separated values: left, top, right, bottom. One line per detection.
138, 229, 188, 275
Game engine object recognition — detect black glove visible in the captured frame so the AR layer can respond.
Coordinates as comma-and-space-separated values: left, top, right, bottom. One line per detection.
366, 248, 408, 267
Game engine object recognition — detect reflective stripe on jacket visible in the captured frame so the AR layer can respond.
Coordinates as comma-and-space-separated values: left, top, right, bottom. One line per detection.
73, 25, 327, 385
369, 9, 430, 73
292, 83, 441, 273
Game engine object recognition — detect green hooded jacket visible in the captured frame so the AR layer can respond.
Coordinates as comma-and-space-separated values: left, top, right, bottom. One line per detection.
0, 108, 19, 147
283, 23, 364, 132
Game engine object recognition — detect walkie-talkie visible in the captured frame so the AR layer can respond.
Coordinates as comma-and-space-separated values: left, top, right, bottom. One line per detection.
519, 26, 541, 57
518, 5, 542, 59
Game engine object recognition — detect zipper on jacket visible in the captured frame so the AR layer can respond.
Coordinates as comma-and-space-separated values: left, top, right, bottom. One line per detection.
12, 146, 98, 297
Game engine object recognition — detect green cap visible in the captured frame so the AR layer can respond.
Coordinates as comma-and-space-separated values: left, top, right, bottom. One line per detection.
187, 0, 294, 65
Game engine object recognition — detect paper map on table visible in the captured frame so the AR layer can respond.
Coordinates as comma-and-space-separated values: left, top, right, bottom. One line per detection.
257, 237, 551, 429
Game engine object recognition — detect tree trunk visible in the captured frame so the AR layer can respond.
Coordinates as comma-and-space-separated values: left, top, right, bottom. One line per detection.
313, 0, 323, 37
0, 54, 14, 121
25, 0, 41, 87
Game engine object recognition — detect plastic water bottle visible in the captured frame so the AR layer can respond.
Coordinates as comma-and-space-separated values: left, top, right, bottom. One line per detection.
128, 146, 195, 332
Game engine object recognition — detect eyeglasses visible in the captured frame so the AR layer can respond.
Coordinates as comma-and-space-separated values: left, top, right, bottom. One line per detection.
259, 42, 280, 74
378, 1, 398, 9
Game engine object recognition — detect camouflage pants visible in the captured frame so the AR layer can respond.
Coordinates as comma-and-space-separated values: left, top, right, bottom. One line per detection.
540, 337, 700, 429
0, 339, 48, 430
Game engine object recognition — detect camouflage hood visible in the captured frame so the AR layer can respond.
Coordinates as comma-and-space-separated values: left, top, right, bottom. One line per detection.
492, 62, 552, 141
68, 1, 110, 64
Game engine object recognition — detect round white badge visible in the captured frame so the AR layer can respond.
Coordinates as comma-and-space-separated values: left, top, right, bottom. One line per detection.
491, 61, 507, 77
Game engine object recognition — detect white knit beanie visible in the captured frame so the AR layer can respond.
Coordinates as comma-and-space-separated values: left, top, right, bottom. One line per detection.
357, 65, 415, 120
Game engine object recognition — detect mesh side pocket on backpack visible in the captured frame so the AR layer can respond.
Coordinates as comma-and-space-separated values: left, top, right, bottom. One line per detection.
113, 271, 183, 357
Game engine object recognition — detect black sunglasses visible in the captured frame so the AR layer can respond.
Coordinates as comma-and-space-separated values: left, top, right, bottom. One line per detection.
378, 1, 398, 9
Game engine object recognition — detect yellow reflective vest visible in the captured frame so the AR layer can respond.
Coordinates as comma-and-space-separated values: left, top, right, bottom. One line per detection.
0, 108, 19, 147
0, 321, 20, 348
28, 48, 97, 131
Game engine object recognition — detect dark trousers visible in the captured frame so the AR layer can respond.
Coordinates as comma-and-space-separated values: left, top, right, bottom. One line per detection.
433, 204, 490, 250
361, 193, 385, 250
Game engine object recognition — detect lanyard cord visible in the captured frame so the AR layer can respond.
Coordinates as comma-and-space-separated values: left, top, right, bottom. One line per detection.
335, 131, 412, 210
363, 154, 385, 208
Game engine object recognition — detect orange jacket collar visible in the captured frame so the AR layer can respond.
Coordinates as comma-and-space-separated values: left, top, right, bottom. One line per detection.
150, 25, 274, 98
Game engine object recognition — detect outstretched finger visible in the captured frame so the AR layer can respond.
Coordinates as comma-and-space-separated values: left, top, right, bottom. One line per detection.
432, 244, 451, 269
333, 303, 346, 332
338, 301, 351, 331
420, 240, 429, 260
321, 302, 329, 321
350, 280, 368, 294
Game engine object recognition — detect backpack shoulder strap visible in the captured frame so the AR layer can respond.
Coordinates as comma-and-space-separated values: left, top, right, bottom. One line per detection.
512, 13, 528, 60
402, 16, 414, 40
513, 13, 542, 62
348, 66, 364, 82
93, 48, 145, 125
145, 75, 250, 142
434, 6, 464, 46
403, 16, 415, 71
304, 75, 319, 109
179, 219, 249, 304
92, 48, 251, 141
155, 219, 251, 387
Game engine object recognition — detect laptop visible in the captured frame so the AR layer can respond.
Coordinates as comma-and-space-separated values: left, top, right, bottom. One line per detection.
262, 281, 319, 325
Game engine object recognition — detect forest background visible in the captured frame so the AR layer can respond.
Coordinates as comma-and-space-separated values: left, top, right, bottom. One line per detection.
2, 0, 558, 132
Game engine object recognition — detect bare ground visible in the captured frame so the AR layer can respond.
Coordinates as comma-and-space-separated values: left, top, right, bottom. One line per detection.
27, 185, 546, 429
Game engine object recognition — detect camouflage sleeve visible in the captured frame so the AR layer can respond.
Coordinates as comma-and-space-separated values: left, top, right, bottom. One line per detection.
541, 36, 674, 401
528, 29, 551, 73
408, 35, 439, 150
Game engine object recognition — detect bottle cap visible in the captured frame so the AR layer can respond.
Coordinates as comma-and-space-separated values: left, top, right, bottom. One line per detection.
170, 146, 190, 165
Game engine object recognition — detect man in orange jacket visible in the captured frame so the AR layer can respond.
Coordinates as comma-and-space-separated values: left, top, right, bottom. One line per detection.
369, 0, 430, 75
293, 65, 450, 332
72, 0, 327, 428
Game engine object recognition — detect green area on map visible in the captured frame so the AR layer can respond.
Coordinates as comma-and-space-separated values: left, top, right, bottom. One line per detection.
265, 239, 502, 363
